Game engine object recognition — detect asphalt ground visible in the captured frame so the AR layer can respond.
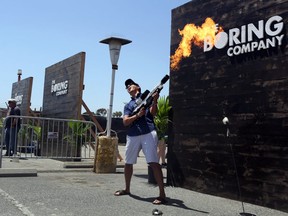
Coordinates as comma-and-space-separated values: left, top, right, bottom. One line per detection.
0, 145, 287, 216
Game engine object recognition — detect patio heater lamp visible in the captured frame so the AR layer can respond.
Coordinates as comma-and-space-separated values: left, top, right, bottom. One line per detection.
100, 37, 132, 137
222, 117, 256, 216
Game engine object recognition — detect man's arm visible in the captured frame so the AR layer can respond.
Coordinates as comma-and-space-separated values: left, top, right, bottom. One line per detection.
149, 92, 159, 116
123, 108, 145, 126
123, 114, 138, 126
13, 107, 21, 128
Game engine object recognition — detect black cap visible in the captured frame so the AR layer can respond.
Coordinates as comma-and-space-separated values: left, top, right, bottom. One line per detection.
125, 79, 139, 88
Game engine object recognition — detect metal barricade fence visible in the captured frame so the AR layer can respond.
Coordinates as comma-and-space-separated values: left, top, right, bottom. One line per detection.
0, 116, 98, 168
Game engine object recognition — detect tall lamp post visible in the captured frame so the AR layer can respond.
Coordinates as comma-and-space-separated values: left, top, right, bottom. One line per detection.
17, 69, 22, 82
94, 37, 131, 173
100, 37, 132, 137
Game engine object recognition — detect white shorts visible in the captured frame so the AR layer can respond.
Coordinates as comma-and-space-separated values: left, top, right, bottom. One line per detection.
125, 130, 159, 164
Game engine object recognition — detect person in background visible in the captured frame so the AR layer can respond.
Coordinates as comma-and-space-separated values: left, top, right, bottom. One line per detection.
114, 79, 166, 205
4, 98, 21, 156
117, 148, 123, 162
157, 138, 167, 167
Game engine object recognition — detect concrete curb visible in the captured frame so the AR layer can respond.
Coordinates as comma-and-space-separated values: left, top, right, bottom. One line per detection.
63, 162, 125, 169
63, 162, 94, 169
0, 168, 38, 177
0, 163, 126, 176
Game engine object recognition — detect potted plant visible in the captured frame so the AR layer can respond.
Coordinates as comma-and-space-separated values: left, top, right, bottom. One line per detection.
154, 95, 172, 166
17, 123, 41, 155
63, 121, 91, 161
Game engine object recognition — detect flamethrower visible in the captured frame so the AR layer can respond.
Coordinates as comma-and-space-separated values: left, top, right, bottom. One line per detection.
131, 74, 170, 116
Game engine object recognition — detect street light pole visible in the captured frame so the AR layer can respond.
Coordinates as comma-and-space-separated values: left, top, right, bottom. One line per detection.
100, 37, 132, 137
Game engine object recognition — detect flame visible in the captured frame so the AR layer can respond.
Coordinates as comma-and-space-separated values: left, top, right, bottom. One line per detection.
170, 17, 222, 71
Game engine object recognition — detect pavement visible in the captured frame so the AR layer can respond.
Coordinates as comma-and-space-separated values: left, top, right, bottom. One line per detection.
0, 145, 287, 216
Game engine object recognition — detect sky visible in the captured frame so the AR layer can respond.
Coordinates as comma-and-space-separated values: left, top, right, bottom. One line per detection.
0, 0, 190, 114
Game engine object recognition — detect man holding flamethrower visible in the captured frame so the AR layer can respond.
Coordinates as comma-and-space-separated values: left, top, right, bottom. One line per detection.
114, 75, 169, 205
